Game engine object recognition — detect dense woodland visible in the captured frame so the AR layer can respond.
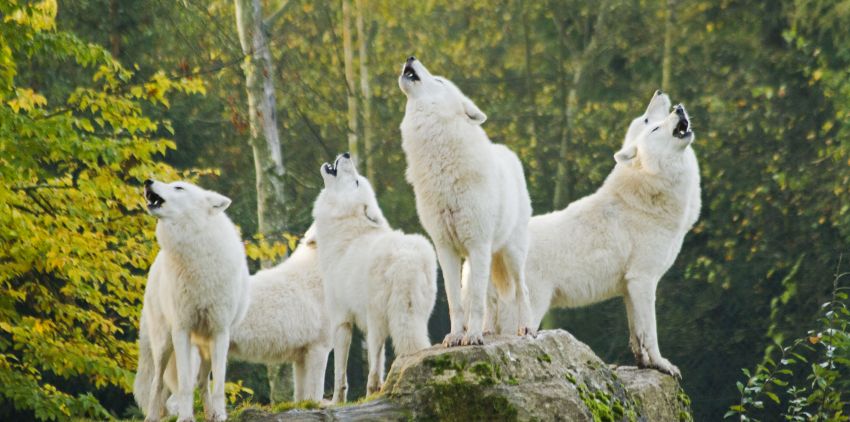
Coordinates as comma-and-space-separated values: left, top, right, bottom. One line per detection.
1, 0, 849, 420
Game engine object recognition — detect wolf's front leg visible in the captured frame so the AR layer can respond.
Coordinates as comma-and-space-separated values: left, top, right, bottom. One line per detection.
625, 278, 680, 378
206, 332, 230, 422
170, 328, 196, 422
435, 245, 465, 347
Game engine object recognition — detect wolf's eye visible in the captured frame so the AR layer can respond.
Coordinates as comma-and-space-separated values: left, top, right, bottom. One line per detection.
651, 126, 660, 133
355, 180, 359, 187
644, 118, 649, 124
174, 186, 184, 191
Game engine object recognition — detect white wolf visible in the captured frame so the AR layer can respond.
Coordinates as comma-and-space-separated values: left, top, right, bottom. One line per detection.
313, 153, 438, 403
158, 225, 331, 410
488, 93, 701, 377
398, 57, 534, 347
134, 180, 249, 421
226, 225, 331, 402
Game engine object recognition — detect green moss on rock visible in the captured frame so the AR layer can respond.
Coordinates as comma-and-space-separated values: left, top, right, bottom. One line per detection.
576, 382, 639, 422
418, 377, 518, 421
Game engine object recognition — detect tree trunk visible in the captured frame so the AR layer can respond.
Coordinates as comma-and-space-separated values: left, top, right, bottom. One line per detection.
356, 0, 374, 183
109, 0, 120, 58
521, 3, 539, 149
662, 0, 675, 91
551, 14, 581, 211
552, 65, 581, 211
342, 0, 359, 167
234, 0, 291, 403
551, 4, 608, 210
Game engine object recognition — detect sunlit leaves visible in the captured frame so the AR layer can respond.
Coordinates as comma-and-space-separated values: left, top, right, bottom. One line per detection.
0, 1, 203, 419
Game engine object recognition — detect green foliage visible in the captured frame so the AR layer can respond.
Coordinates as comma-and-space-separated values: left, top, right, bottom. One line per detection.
0, 0, 204, 419
726, 266, 850, 421
6, 0, 850, 419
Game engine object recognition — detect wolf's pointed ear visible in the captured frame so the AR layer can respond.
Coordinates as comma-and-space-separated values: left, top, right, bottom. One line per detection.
363, 203, 385, 228
614, 145, 637, 164
206, 191, 232, 213
462, 97, 487, 125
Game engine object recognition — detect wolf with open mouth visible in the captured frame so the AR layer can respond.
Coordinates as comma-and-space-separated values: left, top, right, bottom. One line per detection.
134, 180, 249, 421
485, 92, 701, 378
399, 57, 535, 347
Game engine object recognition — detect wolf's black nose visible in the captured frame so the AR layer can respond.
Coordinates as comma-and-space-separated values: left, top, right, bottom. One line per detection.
675, 104, 685, 116
407, 56, 416, 63
342, 152, 351, 159
144, 179, 153, 187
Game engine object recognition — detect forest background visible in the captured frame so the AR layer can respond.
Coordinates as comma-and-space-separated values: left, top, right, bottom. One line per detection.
2, 0, 850, 420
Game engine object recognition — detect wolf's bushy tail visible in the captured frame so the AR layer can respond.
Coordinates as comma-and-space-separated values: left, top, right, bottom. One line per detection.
133, 323, 154, 415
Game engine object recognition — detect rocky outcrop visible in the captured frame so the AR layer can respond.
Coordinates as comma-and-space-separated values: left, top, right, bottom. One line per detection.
233, 330, 692, 421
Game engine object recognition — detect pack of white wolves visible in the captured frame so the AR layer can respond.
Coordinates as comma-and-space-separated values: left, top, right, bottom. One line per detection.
133, 56, 700, 421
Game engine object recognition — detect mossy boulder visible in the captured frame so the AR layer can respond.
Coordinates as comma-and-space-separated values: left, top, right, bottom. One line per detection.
232, 329, 692, 421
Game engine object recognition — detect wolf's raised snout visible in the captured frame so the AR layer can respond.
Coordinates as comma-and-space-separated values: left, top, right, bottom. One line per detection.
673, 104, 692, 139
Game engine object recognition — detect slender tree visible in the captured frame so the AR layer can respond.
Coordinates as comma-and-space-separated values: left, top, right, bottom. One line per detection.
342, 0, 359, 166
551, 2, 612, 210
662, 0, 675, 91
234, 0, 287, 247
356, 0, 374, 182
233, 0, 291, 403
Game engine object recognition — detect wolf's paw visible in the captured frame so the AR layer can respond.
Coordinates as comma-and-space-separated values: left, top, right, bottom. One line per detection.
461, 331, 485, 346
644, 357, 681, 379
176, 417, 196, 422
442, 331, 465, 347
367, 383, 382, 395
204, 409, 226, 422
518, 326, 537, 338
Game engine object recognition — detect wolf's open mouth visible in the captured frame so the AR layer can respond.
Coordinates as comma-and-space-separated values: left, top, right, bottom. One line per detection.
324, 162, 338, 177
402, 64, 419, 82
673, 117, 691, 139
145, 187, 165, 209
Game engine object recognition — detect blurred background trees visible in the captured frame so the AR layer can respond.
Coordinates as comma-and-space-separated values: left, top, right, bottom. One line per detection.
2, 0, 849, 419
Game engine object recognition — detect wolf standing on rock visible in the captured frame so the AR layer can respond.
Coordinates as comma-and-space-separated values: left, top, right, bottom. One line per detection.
313, 154, 438, 403
398, 57, 535, 347
134, 180, 249, 422
489, 93, 700, 377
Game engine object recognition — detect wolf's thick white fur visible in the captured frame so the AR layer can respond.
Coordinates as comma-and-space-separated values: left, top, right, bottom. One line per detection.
159, 226, 331, 409
490, 93, 701, 378
398, 58, 534, 347
313, 154, 437, 403
228, 226, 330, 401
134, 180, 249, 422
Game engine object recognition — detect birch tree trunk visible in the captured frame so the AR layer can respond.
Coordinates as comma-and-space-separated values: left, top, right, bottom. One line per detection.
662, 0, 675, 91
342, 0, 359, 167
356, 0, 374, 183
234, 0, 291, 403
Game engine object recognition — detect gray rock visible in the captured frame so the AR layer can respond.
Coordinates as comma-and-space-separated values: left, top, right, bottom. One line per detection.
233, 330, 692, 421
